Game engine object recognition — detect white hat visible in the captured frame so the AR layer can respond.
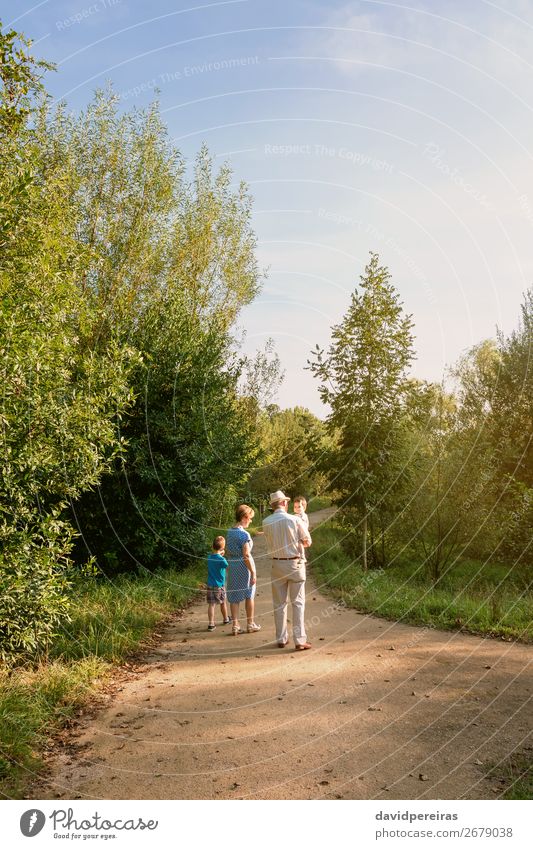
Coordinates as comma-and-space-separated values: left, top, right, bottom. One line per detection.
270, 490, 290, 505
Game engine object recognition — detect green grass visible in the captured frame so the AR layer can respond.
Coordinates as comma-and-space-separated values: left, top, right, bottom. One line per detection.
50, 565, 204, 662
309, 521, 533, 643
487, 750, 533, 799
0, 657, 107, 798
0, 562, 204, 798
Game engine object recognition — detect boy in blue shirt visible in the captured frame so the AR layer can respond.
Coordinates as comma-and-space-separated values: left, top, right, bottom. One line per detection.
206, 536, 231, 631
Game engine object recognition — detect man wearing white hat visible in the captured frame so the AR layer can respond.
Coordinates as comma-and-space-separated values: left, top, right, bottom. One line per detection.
262, 490, 312, 650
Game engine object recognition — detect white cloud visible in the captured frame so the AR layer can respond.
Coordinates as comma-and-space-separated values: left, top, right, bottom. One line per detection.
295, 0, 533, 112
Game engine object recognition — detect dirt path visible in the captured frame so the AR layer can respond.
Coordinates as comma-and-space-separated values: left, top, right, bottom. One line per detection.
38, 508, 532, 800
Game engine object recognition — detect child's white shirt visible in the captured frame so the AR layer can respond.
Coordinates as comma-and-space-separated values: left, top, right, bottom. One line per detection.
296, 511, 310, 561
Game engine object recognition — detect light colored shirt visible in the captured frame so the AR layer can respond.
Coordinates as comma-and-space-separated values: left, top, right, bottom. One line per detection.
295, 511, 310, 560
262, 509, 311, 559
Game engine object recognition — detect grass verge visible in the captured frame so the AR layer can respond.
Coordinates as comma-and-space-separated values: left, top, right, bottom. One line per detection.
0, 563, 204, 798
487, 750, 533, 799
309, 521, 533, 643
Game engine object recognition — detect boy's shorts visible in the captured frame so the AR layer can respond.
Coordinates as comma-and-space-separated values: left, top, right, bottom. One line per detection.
206, 586, 226, 604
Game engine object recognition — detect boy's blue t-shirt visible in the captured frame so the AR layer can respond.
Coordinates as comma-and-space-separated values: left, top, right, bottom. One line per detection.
207, 553, 228, 587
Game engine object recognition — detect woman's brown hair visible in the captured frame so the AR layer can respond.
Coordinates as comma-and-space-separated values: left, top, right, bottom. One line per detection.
235, 504, 254, 523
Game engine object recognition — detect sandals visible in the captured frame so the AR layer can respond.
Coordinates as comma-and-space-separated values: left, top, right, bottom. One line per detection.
232, 623, 261, 634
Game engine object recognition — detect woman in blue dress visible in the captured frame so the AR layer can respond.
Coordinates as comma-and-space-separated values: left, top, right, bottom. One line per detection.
226, 504, 261, 635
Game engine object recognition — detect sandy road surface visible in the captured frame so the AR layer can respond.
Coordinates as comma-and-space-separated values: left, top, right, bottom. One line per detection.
37, 509, 532, 800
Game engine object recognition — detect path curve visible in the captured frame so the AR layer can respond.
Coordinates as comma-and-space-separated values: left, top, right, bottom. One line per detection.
38, 509, 532, 800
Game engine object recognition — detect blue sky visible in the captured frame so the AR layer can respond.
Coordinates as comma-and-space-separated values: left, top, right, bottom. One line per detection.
4, 0, 533, 413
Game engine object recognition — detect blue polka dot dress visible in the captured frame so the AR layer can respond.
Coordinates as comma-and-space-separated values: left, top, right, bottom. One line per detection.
226, 526, 255, 603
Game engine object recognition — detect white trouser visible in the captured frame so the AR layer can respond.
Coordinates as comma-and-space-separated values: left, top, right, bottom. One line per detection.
271, 558, 307, 646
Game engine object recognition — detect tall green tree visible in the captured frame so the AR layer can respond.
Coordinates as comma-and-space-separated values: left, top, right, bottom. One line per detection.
39, 90, 264, 571
491, 291, 533, 491
458, 294, 533, 567
399, 381, 487, 581
309, 253, 415, 569
399, 306, 533, 579
0, 26, 134, 661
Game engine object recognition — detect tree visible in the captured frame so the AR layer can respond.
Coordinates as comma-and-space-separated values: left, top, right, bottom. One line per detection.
399, 382, 483, 581
442, 305, 533, 571
245, 407, 330, 510
240, 338, 285, 414
491, 291, 533, 491
399, 311, 533, 580
458, 294, 533, 567
309, 253, 415, 569
0, 25, 134, 661
0, 21, 54, 136
73, 303, 262, 571
46, 91, 265, 572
